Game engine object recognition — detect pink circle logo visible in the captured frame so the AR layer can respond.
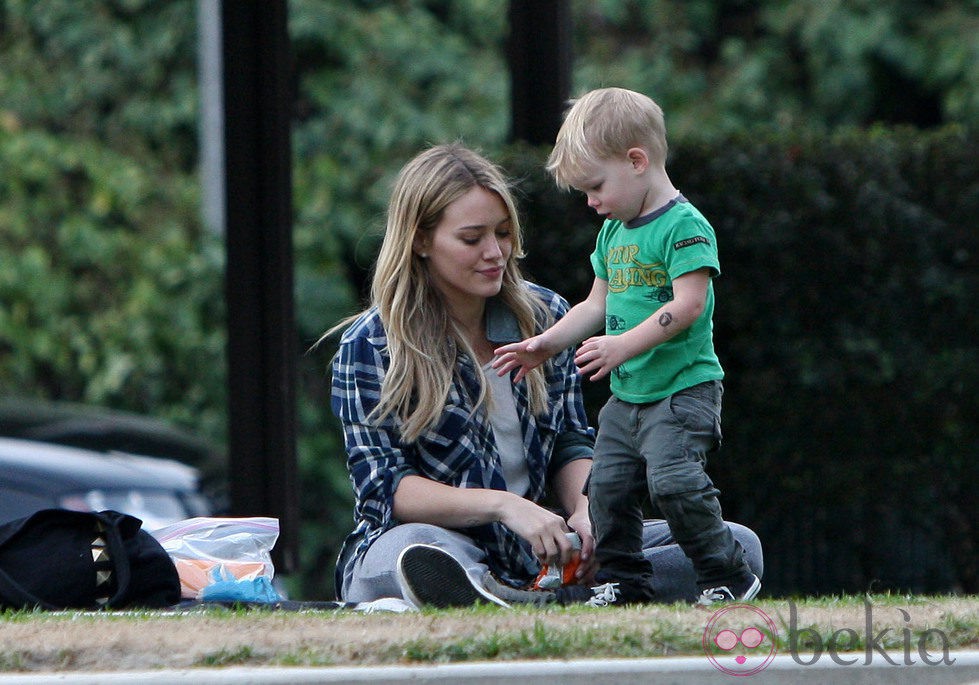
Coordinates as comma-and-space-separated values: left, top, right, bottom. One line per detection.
703, 603, 779, 676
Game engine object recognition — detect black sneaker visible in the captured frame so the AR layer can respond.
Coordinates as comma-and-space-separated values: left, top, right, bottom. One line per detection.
551, 573, 656, 607
552, 582, 623, 606
481, 572, 556, 607
396, 544, 509, 609
483, 571, 657, 608
696, 573, 761, 607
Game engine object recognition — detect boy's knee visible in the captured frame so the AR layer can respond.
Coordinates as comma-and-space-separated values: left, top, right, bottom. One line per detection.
649, 462, 714, 500
589, 454, 641, 488
588, 466, 642, 511
653, 481, 724, 536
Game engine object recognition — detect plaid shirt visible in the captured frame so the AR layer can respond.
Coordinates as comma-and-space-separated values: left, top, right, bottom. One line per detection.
331, 283, 594, 592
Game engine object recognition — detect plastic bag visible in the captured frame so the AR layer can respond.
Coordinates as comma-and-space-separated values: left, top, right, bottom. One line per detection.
151, 517, 282, 602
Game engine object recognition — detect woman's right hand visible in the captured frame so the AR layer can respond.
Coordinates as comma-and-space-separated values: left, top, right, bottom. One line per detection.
393, 477, 579, 566
497, 492, 577, 566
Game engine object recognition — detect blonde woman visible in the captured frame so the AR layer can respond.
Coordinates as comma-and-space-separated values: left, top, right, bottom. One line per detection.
328, 144, 761, 608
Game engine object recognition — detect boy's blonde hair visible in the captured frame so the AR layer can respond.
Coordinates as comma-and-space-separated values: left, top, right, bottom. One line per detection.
546, 87, 668, 190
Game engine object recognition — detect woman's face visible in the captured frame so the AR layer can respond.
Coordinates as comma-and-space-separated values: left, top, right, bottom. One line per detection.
418, 186, 513, 316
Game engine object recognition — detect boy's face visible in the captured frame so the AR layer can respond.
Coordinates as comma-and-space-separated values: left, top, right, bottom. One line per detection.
571, 149, 650, 223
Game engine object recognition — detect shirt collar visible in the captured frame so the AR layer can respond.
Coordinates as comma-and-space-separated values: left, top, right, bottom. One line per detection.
485, 295, 522, 344
626, 192, 687, 229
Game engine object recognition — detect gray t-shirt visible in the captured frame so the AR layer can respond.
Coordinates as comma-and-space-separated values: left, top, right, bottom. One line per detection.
482, 363, 530, 496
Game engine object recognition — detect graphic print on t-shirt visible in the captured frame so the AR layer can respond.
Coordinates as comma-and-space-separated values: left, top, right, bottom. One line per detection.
604, 243, 669, 294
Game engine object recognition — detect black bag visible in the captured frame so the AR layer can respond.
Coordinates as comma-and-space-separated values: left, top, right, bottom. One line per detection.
0, 509, 180, 610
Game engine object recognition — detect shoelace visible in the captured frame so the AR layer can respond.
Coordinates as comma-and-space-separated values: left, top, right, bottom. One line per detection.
585, 582, 621, 606
697, 585, 735, 605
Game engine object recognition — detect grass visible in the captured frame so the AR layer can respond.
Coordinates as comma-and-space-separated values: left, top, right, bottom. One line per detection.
389, 616, 692, 663
383, 594, 979, 665
0, 594, 976, 672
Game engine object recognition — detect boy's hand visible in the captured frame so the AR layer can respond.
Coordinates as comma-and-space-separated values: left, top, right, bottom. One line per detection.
574, 335, 629, 381
492, 335, 554, 382
565, 508, 598, 583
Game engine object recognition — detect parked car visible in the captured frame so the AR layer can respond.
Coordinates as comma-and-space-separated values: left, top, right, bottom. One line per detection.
0, 436, 212, 530
0, 398, 227, 512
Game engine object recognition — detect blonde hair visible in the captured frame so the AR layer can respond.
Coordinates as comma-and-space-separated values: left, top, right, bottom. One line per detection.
547, 87, 668, 190
327, 143, 550, 443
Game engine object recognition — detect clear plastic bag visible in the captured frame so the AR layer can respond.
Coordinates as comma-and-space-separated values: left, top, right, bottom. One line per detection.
150, 517, 281, 602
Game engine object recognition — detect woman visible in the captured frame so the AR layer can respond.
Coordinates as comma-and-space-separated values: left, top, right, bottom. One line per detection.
327, 143, 762, 608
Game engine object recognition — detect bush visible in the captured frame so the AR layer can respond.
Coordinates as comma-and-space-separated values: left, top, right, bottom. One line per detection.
0, 128, 226, 441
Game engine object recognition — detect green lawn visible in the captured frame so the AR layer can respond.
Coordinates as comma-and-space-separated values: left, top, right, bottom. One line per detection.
0, 594, 976, 672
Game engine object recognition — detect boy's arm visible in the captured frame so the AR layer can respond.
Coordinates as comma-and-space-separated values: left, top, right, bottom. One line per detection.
492, 277, 608, 382
550, 457, 597, 578
575, 268, 710, 381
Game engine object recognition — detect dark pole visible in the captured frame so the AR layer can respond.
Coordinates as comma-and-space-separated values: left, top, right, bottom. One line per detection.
507, 0, 573, 145
220, 0, 299, 573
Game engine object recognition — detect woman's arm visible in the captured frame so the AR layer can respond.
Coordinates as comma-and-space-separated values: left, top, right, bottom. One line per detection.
332, 325, 419, 533
393, 475, 578, 565
550, 458, 590, 531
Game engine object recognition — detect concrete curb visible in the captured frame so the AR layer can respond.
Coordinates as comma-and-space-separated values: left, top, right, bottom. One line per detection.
1, 652, 978, 684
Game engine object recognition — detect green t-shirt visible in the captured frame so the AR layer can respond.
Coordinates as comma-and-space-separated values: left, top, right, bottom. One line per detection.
589, 195, 724, 403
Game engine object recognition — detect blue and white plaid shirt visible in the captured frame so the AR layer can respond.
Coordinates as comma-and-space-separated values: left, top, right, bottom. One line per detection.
331, 283, 594, 592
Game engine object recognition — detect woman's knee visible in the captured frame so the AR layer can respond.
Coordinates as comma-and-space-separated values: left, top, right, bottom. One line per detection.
343, 523, 459, 603
728, 522, 764, 578
379, 523, 454, 548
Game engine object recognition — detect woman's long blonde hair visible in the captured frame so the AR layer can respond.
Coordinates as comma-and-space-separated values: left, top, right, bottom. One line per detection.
327, 143, 550, 443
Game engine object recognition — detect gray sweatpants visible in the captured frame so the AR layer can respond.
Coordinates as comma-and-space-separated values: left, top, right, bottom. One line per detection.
340, 519, 763, 604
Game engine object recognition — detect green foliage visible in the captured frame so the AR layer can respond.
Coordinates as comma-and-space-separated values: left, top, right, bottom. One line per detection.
0, 126, 226, 442
572, 0, 979, 134
289, 0, 509, 296
0, 0, 199, 169
0, 0, 218, 437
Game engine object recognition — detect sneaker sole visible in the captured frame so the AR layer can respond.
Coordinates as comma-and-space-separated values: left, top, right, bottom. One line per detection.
396, 544, 509, 609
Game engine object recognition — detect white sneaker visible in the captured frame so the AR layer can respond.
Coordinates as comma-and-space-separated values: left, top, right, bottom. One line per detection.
352, 597, 416, 613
